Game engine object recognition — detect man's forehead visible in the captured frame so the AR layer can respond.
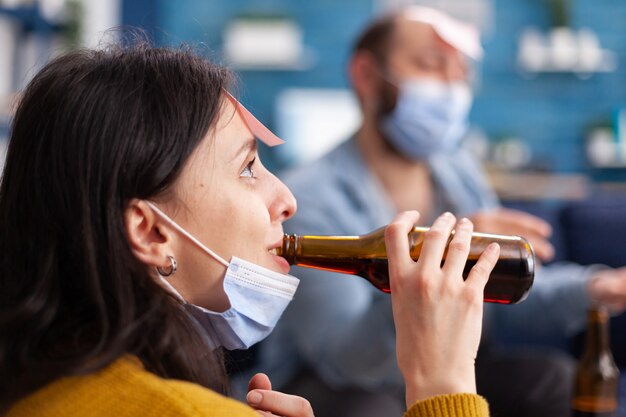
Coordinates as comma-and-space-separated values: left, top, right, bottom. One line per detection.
393, 19, 439, 49
397, 7, 483, 60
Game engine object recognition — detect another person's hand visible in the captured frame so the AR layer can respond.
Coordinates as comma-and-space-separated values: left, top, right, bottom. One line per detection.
246, 373, 314, 417
468, 208, 554, 262
385, 211, 500, 407
587, 267, 626, 313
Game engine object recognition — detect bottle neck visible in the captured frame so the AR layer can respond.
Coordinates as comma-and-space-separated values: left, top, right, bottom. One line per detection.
278, 233, 366, 265
583, 308, 612, 357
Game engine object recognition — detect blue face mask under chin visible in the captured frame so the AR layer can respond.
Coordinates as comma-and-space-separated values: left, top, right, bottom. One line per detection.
381, 78, 473, 160
146, 202, 300, 351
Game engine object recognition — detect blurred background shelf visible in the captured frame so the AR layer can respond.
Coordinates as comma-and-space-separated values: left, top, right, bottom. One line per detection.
1, 0, 626, 192
0, 0, 119, 173
487, 167, 591, 201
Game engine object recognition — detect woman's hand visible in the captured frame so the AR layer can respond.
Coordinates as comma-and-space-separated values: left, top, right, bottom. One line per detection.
385, 211, 500, 407
246, 373, 314, 417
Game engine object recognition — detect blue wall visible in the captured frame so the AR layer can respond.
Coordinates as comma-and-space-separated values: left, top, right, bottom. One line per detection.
474, 0, 626, 173
124, 0, 626, 174
154, 0, 373, 124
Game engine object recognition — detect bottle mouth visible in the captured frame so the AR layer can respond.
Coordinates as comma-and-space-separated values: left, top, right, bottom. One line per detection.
277, 234, 297, 265
588, 307, 610, 322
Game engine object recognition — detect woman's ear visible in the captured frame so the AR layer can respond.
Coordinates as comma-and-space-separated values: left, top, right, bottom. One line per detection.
124, 199, 175, 270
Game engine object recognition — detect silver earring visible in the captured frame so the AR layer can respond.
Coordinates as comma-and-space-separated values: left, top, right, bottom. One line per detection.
157, 255, 177, 277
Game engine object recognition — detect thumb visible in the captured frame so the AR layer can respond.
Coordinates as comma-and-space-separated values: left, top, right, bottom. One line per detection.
248, 373, 272, 392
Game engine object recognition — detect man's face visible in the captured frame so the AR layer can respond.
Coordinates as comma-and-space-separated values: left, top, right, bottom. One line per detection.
373, 18, 471, 119
385, 18, 469, 84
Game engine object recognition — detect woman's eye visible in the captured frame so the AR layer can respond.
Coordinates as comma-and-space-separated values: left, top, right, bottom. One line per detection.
240, 158, 257, 178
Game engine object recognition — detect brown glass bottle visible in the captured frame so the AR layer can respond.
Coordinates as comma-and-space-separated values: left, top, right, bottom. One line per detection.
571, 308, 620, 417
277, 226, 535, 304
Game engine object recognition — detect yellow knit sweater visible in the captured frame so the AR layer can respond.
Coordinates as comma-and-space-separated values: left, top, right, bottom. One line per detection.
6, 357, 489, 417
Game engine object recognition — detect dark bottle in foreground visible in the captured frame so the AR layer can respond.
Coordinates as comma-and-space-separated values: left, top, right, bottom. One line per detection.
571, 308, 620, 417
277, 226, 535, 304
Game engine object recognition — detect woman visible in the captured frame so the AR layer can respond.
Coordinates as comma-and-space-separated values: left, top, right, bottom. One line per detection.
0, 44, 499, 417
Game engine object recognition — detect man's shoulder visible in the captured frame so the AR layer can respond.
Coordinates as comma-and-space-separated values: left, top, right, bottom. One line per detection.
280, 140, 381, 235
281, 139, 358, 197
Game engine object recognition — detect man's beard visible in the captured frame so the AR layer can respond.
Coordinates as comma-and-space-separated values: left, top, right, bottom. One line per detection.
374, 80, 411, 159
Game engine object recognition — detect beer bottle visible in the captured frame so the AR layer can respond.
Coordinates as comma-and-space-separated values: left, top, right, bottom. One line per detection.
571, 307, 620, 417
277, 226, 534, 304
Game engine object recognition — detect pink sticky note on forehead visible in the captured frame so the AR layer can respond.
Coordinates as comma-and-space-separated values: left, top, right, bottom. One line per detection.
225, 92, 284, 147
405, 6, 483, 60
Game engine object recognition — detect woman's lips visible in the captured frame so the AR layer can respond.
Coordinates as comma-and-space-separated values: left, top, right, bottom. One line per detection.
270, 251, 291, 273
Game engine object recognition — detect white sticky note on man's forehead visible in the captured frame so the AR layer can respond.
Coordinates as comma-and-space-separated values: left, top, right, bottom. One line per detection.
404, 6, 483, 61
225, 91, 284, 147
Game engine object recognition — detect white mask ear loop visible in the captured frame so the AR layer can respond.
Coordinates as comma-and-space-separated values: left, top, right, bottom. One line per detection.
145, 201, 230, 268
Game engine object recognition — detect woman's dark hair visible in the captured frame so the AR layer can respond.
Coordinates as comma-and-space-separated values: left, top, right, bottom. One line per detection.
0, 42, 233, 408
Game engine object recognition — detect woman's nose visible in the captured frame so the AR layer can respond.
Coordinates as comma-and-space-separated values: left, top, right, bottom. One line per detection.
270, 174, 297, 223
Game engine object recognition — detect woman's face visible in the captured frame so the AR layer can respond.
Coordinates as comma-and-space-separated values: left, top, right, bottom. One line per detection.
162, 98, 297, 311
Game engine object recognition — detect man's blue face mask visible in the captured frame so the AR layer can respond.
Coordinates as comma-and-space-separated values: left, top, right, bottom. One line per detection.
381, 78, 473, 160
